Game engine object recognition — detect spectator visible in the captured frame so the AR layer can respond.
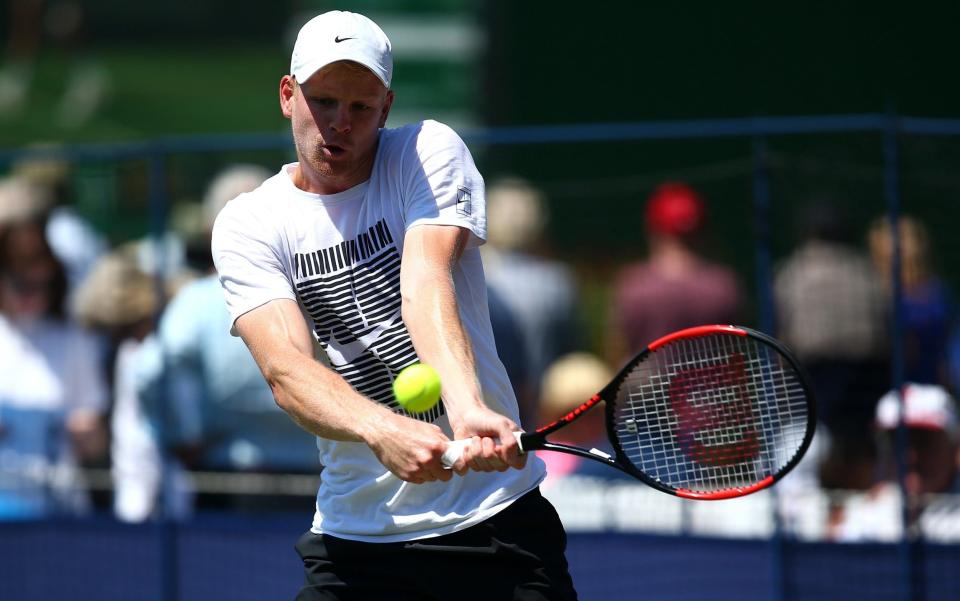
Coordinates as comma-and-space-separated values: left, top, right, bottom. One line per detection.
0, 175, 49, 226
774, 202, 889, 474
608, 181, 741, 363
72, 248, 193, 522
536, 352, 638, 532
10, 154, 108, 295
536, 352, 624, 486
0, 213, 107, 519
869, 215, 954, 387
133, 165, 319, 510
482, 177, 582, 425
486, 285, 531, 423
830, 383, 960, 542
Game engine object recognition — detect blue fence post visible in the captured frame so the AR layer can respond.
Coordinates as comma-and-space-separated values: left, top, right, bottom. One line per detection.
884, 107, 920, 601
753, 134, 786, 601
752, 134, 775, 336
147, 147, 179, 601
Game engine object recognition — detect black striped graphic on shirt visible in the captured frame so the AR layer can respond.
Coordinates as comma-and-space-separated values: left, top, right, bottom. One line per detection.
294, 219, 443, 422
294, 221, 394, 278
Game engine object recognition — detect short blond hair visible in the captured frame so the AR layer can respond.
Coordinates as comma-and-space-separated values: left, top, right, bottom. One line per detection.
202, 164, 272, 229
0, 176, 51, 225
485, 177, 548, 252
540, 353, 613, 417
72, 249, 158, 330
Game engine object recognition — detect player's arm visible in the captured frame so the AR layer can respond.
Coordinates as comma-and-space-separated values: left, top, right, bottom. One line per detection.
234, 299, 453, 484
400, 223, 525, 474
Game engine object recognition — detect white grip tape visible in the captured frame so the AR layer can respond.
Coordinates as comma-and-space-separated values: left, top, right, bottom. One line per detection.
441, 431, 524, 468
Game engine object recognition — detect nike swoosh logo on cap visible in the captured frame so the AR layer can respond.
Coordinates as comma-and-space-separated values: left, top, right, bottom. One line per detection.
334, 36, 355, 43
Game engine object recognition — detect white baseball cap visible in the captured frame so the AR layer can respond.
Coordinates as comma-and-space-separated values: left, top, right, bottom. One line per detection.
290, 11, 393, 88
876, 383, 959, 439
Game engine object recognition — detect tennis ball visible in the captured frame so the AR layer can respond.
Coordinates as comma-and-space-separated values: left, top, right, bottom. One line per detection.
393, 363, 442, 413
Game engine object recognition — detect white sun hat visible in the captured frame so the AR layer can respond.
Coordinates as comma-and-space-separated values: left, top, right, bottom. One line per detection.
876, 383, 959, 440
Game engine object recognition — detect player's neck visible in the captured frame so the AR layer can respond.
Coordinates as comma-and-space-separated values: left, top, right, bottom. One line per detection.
648, 238, 698, 274
291, 164, 367, 195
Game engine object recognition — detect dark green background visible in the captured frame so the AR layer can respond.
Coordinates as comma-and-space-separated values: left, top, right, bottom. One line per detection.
3, 2, 957, 143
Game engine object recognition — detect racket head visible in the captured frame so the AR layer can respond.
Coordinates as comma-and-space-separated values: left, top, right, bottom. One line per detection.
601, 325, 816, 500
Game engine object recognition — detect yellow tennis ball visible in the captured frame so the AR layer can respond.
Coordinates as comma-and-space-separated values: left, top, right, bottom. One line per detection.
393, 363, 442, 413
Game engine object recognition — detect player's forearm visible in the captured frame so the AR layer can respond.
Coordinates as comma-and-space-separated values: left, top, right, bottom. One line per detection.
236, 303, 395, 445
401, 269, 485, 416
265, 352, 394, 442
255, 337, 456, 481
400, 225, 489, 419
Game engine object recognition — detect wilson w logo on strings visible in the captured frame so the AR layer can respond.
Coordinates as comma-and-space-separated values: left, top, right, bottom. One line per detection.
668, 353, 761, 466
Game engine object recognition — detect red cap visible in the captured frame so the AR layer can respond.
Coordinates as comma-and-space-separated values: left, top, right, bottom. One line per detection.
645, 182, 705, 236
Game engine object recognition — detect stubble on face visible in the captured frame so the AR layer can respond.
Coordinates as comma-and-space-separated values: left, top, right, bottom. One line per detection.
285, 63, 393, 194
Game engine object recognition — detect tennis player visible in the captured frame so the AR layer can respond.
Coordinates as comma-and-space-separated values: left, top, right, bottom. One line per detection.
211, 10, 577, 600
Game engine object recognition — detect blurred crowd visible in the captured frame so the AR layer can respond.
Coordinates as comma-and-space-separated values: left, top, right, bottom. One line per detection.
0, 159, 319, 522
0, 156, 958, 542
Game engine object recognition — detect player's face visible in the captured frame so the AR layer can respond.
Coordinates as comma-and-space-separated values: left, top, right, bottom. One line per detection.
280, 62, 394, 194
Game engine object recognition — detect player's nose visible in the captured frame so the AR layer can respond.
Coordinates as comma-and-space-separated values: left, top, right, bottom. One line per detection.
330, 106, 352, 133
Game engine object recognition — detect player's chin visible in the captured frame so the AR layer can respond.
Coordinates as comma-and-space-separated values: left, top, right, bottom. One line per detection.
307, 154, 346, 173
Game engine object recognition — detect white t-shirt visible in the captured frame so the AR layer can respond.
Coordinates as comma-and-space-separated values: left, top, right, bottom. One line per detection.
212, 119, 546, 542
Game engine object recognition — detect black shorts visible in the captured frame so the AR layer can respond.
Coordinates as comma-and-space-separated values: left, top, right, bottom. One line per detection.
294, 487, 578, 601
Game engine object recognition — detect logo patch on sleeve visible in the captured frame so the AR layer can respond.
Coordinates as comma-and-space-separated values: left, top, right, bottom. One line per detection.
456, 186, 472, 217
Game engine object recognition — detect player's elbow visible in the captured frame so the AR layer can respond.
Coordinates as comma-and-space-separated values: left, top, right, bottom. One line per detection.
268, 379, 305, 424
268, 379, 291, 412
257, 358, 295, 411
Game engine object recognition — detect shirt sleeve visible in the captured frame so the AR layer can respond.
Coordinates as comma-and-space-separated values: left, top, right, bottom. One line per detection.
401, 120, 487, 247
211, 197, 297, 335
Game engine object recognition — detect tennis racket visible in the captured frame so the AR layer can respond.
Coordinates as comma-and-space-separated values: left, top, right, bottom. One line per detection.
442, 324, 815, 500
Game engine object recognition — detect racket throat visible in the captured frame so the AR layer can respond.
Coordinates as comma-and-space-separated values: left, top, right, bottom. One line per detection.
537, 441, 628, 473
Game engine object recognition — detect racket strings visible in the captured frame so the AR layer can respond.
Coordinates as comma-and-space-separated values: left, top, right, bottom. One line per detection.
614, 334, 809, 494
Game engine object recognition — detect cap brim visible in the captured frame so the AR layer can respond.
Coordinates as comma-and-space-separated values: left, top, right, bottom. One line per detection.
293, 53, 390, 88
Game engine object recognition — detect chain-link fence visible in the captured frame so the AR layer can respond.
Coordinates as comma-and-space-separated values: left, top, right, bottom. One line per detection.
1, 114, 959, 600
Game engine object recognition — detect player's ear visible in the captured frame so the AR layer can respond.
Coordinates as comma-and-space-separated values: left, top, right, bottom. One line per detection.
379, 90, 395, 128
280, 75, 296, 118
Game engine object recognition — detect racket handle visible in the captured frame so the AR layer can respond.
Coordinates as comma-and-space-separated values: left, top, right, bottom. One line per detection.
441, 431, 524, 468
